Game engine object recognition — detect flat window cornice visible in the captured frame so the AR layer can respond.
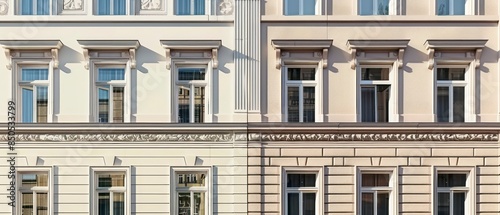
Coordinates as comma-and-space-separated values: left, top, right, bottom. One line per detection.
160, 40, 222, 50
77, 40, 140, 50
0, 40, 63, 50
271, 39, 333, 50
424, 39, 488, 50
347, 39, 410, 50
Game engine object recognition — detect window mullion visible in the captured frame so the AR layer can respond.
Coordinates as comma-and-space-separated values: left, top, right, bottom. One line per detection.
449, 86, 453, 122
109, 85, 114, 123
299, 85, 304, 123
190, 84, 195, 123
190, 191, 195, 215
299, 191, 303, 215
110, 191, 114, 215
450, 190, 454, 215
33, 190, 38, 215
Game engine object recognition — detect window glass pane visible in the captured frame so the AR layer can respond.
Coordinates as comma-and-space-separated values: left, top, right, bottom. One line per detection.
287, 174, 316, 187
453, 192, 466, 215
361, 87, 376, 122
453, 0, 466, 15
194, 0, 205, 15
303, 193, 316, 215
377, 193, 389, 215
362, 174, 390, 187
22, 69, 49, 81
362, 193, 374, 215
178, 86, 190, 123
178, 192, 191, 215
179, 68, 206, 80
37, 86, 48, 123
453, 87, 465, 122
177, 172, 206, 187
21, 0, 34, 15
359, 0, 374, 15
176, 0, 191, 15
377, 0, 389, 15
113, 87, 124, 123
437, 87, 450, 122
98, 0, 111, 15
22, 193, 34, 215
194, 192, 206, 215
37, 0, 50, 15
287, 87, 299, 122
438, 174, 466, 187
21, 173, 48, 188
437, 68, 465, 80
361, 68, 389, 80
22, 88, 34, 123
287, 193, 299, 215
113, 0, 126, 15
285, 0, 300, 15
303, 0, 316, 15
194, 87, 205, 123
98, 174, 125, 187
98, 193, 110, 215
288, 68, 315, 80
99, 88, 109, 123
437, 0, 450, 15
303, 87, 315, 122
37, 193, 48, 215
437, 193, 450, 215
98, 68, 125, 81
377, 85, 390, 122
113, 193, 125, 215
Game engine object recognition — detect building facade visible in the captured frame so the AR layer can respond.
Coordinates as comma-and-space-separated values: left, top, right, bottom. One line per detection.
0, 0, 498, 215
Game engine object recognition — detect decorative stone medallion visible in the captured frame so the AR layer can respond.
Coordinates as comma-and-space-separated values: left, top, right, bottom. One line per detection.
141, 0, 161, 10
63, 0, 83, 10
0, 0, 8, 15
219, 0, 233, 15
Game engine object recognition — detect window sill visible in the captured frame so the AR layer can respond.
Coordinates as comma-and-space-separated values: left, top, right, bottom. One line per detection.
0, 15, 234, 23
261, 15, 499, 22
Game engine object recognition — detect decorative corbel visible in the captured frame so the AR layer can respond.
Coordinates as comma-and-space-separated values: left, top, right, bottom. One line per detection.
212, 48, 218, 69
350, 48, 357, 69
83, 48, 89, 70
51, 48, 59, 69
427, 48, 435, 70
397, 48, 404, 69
322, 48, 328, 69
129, 48, 136, 69
275, 48, 281, 69
165, 48, 171, 70
4, 48, 11, 70
475, 48, 482, 68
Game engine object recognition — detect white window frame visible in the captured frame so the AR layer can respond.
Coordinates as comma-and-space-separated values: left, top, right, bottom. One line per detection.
172, 61, 212, 123
433, 167, 475, 215
357, 65, 398, 122
283, 0, 321, 15
356, 167, 398, 215
170, 166, 212, 215
17, 0, 53, 15
282, 64, 322, 122
174, 0, 209, 15
435, 0, 475, 15
94, 65, 127, 123
90, 167, 130, 215
16, 167, 53, 215
16, 64, 52, 123
281, 167, 323, 215
435, 65, 469, 122
357, 0, 399, 15
94, 0, 131, 15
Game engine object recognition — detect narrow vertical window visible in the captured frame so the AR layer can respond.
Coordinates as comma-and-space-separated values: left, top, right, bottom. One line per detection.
19, 68, 49, 123
176, 67, 207, 123
358, 171, 394, 215
359, 0, 392, 15
20, 0, 50, 15
360, 68, 391, 122
284, 172, 319, 215
95, 172, 126, 215
97, 0, 127, 15
176, 0, 206, 15
174, 171, 209, 215
96, 68, 125, 123
436, 172, 470, 215
436, 68, 466, 122
18, 172, 50, 215
284, 0, 317, 15
437, 0, 467, 15
285, 67, 317, 122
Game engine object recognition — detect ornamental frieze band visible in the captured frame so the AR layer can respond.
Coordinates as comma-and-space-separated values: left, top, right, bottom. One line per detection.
0, 133, 497, 142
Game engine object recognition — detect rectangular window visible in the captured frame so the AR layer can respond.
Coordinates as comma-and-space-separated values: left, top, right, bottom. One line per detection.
19, 0, 50, 15
96, 0, 127, 15
284, 0, 317, 15
18, 172, 50, 215
359, 0, 394, 15
358, 170, 394, 215
283, 170, 320, 215
436, 68, 466, 122
94, 172, 127, 215
360, 68, 391, 122
435, 170, 472, 215
173, 170, 209, 215
436, 0, 468, 15
175, 0, 205, 15
19, 68, 49, 123
96, 68, 125, 123
176, 67, 207, 123
285, 67, 317, 122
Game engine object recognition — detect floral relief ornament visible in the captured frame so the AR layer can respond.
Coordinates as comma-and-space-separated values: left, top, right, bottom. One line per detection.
141, 0, 161, 10
0, 0, 8, 15
219, 0, 233, 15
63, 0, 83, 10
